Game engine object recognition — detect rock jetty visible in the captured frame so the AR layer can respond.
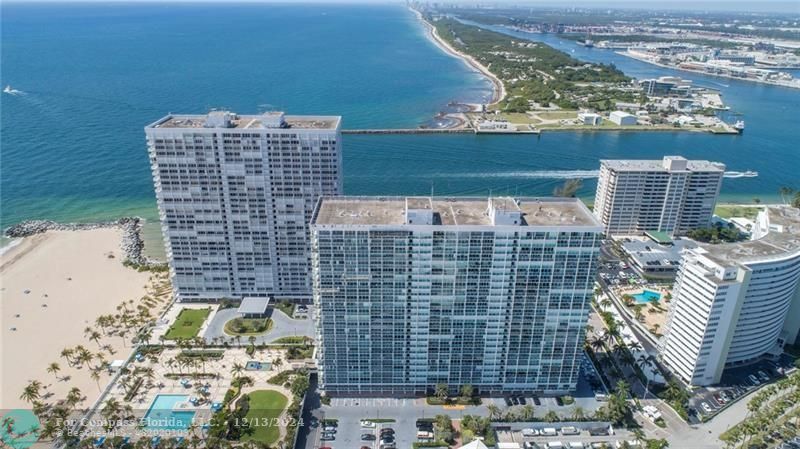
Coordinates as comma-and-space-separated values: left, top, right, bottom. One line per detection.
4, 217, 153, 266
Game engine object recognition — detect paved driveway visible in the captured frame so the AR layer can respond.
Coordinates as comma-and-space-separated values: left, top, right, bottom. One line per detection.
203, 307, 314, 345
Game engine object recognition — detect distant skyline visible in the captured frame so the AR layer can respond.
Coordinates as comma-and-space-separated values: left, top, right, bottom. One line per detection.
3, 0, 799, 14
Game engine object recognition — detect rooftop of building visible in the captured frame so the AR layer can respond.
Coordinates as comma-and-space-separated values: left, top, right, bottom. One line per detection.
622, 238, 698, 267
311, 196, 600, 228
601, 156, 725, 173
700, 206, 800, 266
147, 110, 341, 131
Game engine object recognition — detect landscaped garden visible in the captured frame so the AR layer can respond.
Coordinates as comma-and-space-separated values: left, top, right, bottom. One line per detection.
164, 307, 211, 340
224, 317, 273, 336
240, 390, 289, 445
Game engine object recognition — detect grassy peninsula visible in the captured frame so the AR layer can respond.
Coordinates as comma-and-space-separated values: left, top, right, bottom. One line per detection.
429, 17, 632, 112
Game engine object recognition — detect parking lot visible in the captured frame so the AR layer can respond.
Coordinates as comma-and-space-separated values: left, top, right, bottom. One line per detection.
495, 422, 633, 448
688, 355, 795, 423
311, 411, 415, 449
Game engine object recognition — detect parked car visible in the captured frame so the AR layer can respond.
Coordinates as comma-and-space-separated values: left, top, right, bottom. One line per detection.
518, 396, 527, 405
320, 433, 335, 441
713, 393, 726, 404
541, 428, 558, 436
758, 370, 770, 382
504, 396, 514, 406
522, 428, 539, 437
701, 402, 713, 413
361, 420, 376, 428
362, 434, 376, 441
532, 396, 542, 406
749, 374, 761, 385
323, 426, 337, 433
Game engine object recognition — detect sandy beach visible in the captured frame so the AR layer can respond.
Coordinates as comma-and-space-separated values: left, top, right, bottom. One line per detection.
0, 229, 152, 410
411, 7, 507, 106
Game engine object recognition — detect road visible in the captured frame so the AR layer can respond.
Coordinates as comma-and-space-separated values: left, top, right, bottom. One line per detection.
203, 308, 315, 345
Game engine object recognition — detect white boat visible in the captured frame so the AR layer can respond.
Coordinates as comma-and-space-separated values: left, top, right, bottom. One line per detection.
3, 85, 12, 94
734, 120, 745, 133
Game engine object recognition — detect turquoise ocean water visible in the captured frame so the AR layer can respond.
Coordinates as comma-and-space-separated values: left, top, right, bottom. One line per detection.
2, 3, 799, 240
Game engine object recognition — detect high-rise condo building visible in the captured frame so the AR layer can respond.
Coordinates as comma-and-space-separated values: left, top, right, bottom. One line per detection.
659, 206, 800, 386
310, 196, 602, 396
145, 111, 342, 301
593, 156, 725, 236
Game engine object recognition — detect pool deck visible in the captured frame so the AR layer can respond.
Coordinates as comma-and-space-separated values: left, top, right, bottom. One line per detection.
90, 347, 298, 441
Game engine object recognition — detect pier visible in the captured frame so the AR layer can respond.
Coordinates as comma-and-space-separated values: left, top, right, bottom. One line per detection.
341, 128, 473, 134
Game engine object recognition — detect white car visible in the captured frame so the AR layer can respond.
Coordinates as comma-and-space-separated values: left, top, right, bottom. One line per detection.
521, 428, 538, 437
360, 420, 376, 428
701, 402, 713, 413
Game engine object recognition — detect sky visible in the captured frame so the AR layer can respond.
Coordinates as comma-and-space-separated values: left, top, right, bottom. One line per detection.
2, 0, 798, 14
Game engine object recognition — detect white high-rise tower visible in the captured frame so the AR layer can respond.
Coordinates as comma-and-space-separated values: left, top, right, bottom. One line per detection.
145, 111, 342, 301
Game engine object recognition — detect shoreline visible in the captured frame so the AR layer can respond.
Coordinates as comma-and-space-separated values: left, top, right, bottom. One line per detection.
410, 6, 506, 106
0, 228, 155, 410
618, 51, 800, 90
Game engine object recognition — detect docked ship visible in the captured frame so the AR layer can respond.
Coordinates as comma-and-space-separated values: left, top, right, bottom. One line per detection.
733, 120, 745, 133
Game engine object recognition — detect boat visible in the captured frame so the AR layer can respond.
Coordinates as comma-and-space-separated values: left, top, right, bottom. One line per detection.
733, 120, 745, 133
3, 85, 12, 94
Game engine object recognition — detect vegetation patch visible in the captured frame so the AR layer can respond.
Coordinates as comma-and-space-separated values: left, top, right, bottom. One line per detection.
177, 349, 224, 360
224, 317, 273, 336
272, 336, 313, 345
240, 390, 289, 445
275, 300, 296, 318
164, 308, 211, 340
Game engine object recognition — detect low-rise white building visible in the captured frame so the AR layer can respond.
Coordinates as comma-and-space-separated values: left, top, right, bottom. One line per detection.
578, 112, 602, 125
608, 111, 638, 126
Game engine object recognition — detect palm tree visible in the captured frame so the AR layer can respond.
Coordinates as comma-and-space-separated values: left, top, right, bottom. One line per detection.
572, 406, 586, 421
520, 404, 535, 421
435, 383, 449, 401
486, 404, 501, 420
89, 330, 103, 347
90, 369, 102, 392
19, 380, 42, 403
65, 387, 84, 407
60, 348, 75, 366
231, 362, 244, 380
590, 336, 606, 353
615, 380, 630, 398
47, 362, 61, 380
543, 410, 559, 423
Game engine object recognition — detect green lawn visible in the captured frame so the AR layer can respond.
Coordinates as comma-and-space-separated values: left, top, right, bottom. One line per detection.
715, 204, 764, 219
224, 317, 273, 336
164, 308, 211, 340
274, 300, 295, 318
241, 390, 289, 445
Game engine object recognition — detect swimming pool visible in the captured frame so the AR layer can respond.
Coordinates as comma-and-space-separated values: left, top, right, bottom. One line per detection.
143, 394, 196, 431
633, 290, 661, 304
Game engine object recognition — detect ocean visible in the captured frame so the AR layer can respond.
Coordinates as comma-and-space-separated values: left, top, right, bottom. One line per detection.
2, 2, 799, 241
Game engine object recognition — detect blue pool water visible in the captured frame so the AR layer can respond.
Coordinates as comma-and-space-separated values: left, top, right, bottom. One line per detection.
143, 394, 195, 431
634, 290, 662, 304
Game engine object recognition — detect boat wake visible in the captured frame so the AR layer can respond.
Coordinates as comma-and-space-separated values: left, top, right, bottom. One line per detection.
431, 169, 757, 180
724, 171, 759, 178
432, 170, 600, 179
3, 85, 25, 95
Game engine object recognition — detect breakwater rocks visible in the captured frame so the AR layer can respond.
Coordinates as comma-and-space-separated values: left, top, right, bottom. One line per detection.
4, 217, 154, 267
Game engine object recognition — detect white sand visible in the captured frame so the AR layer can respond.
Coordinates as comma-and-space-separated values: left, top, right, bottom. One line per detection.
0, 229, 152, 409
411, 6, 507, 106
